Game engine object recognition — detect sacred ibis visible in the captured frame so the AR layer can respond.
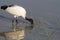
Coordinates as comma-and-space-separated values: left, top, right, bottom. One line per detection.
1, 4, 33, 31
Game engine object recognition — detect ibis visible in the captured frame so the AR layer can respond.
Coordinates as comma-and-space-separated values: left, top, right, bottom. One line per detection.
1, 4, 33, 31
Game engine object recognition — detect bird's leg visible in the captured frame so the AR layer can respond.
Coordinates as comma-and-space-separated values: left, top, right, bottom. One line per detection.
15, 17, 19, 30
11, 20, 14, 29
12, 19, 17, 31
16, 19, 18, 28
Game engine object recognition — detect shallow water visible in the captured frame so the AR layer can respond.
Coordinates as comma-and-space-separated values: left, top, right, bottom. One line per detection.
0, 0, 60, 40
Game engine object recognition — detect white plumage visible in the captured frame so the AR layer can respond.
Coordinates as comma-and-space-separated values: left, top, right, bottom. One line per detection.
1, 5, 27, 31
5, 5, 26, 19
1, 4, 33, 31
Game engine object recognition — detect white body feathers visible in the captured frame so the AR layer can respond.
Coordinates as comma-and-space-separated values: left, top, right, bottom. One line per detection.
6, 5, 26, 19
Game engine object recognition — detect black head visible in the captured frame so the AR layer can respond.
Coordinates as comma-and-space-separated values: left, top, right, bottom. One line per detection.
1, 5, 8, 10
25, 17, 34, 24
